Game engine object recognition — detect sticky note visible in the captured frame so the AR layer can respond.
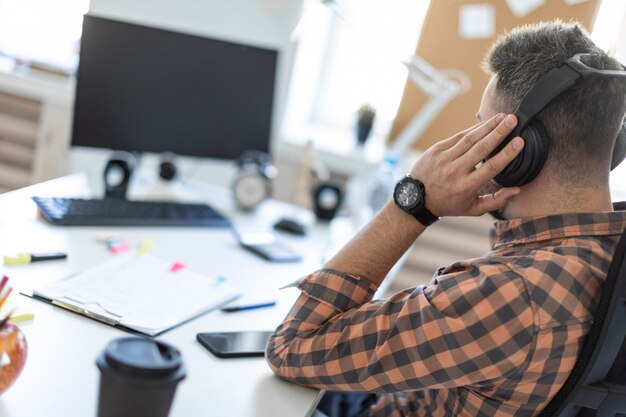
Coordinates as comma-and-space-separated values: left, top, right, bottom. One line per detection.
9, 312, 34, 323
96, 234, 119, 244
107, 240, 131, 254
212, 276, 226, 287
138, 238, 154, 256
170, 262, 186, 272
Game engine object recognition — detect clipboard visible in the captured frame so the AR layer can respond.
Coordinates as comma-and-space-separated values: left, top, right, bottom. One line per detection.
33, 254, 241, 336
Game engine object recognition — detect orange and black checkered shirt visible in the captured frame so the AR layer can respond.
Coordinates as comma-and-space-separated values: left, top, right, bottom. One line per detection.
266, 204, 626, 417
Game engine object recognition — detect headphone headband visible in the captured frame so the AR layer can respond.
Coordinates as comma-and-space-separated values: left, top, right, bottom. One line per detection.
493, 53, 626, 187
515, 54, 626, 130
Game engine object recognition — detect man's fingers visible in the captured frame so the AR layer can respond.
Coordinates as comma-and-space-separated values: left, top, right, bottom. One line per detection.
444, 113, 505, 160
461, 114, 518, 167
436, 123, 483, 151
469, 136, 524, 187
474, 187, 520, 215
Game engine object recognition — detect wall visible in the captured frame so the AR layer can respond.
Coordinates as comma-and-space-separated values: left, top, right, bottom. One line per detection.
388, 0, 602, 151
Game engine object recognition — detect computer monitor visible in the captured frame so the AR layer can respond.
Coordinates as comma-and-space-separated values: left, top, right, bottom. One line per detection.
71, 15, 278, 160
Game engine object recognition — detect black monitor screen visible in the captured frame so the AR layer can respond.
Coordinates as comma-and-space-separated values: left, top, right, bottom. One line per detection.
72, 15, 277, 159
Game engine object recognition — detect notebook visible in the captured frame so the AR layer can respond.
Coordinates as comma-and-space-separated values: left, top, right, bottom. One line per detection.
33, 254, 241, 336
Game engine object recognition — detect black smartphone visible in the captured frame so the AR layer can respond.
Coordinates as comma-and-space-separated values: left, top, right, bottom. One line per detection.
236, 230, 302, 263
196, 330, 273, 358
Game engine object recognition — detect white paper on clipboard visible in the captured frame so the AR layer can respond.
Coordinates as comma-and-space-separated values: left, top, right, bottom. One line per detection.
33, 254, 241, 336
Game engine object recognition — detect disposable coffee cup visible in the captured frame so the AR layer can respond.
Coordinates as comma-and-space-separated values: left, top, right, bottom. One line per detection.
96, 337, 186, 417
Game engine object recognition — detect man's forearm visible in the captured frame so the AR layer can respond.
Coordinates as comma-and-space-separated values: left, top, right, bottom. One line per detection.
267, 113, 526, 392
322, 114, 525, 288
323, 201, 426, 287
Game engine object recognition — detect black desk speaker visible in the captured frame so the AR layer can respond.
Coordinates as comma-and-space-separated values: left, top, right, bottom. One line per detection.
103, 151, 137, 199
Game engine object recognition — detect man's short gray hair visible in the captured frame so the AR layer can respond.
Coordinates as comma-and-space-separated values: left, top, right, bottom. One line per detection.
483, 20, 626, 184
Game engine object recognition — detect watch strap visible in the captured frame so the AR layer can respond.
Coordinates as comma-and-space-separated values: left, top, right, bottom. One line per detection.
407, 204, 439, 226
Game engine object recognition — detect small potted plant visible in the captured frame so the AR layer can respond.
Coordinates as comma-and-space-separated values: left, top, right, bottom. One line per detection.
356, 103, 376, 144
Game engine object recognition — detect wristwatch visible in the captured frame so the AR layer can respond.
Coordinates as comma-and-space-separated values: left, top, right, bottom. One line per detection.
393, 175, 439, 226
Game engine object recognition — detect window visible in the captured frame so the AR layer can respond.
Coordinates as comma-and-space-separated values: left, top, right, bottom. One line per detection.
0, 0, 89, 73
282, 0, 429, 152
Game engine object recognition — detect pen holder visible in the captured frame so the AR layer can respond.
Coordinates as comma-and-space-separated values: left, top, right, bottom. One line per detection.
0, 323, 27, 394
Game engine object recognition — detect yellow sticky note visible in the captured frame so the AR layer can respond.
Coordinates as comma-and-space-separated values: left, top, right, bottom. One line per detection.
138, 238, 154, 256
9, 312, 34, 323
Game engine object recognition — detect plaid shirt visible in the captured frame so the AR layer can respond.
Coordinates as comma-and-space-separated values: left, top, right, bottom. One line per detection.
266, 204, 626, 417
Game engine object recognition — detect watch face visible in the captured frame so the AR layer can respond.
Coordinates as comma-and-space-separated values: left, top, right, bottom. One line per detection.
396, 181, 421, 208
234, 174, 269, 210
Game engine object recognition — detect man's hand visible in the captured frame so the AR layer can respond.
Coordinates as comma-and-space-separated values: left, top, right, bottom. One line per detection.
411, 113, 524, 218
322, 113, 523, 284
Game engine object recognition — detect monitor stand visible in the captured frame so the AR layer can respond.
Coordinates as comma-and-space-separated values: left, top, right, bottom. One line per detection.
129, 171, 201, 203
107, 151, 234, 207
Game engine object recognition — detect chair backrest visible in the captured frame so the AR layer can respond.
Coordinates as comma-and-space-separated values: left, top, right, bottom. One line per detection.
538, 227, 626, 417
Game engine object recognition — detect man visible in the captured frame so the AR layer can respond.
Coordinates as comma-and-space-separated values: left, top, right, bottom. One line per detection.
266, 21, 626, 417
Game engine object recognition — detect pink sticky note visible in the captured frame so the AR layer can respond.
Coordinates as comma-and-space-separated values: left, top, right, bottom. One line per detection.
170, 262, 186, 272
108, 241, 131, 254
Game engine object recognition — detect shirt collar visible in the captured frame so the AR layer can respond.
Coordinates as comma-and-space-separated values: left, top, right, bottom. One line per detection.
494, 202, 626, 249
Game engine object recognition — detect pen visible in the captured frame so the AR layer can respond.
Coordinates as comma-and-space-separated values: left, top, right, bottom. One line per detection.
220, 301, 276, 313
3, 252, 68, 265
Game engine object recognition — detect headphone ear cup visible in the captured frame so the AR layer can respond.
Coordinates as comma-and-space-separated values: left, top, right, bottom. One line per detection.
494, 120, 550, 188
611, 122, 626, 171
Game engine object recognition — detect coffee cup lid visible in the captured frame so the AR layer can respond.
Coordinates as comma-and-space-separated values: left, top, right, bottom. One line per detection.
97, 337, 185, 383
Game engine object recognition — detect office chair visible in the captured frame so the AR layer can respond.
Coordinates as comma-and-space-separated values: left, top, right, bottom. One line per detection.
538, 226, 626, 417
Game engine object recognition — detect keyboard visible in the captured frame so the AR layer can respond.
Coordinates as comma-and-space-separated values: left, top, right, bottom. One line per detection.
32, 197, 231, 227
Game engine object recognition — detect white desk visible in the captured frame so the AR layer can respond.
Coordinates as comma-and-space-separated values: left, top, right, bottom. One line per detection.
0, 173, 363, 417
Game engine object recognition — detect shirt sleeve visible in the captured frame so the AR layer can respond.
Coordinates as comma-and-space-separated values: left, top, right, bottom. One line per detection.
266, 262, 535, 393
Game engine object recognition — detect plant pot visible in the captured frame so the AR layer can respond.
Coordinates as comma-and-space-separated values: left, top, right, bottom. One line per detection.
356, 120, 374, 144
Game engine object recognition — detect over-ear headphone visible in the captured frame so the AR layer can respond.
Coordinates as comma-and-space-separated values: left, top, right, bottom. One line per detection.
491, 53, 626, 187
